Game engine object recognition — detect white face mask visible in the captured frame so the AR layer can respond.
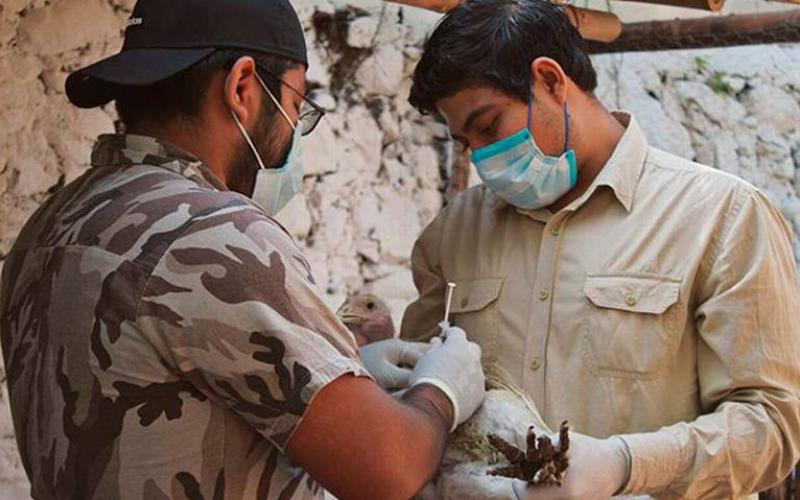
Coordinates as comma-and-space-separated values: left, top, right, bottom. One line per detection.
229, 72, 303, 216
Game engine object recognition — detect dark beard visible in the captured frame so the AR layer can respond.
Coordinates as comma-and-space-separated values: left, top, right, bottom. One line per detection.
227, 108, 291, 197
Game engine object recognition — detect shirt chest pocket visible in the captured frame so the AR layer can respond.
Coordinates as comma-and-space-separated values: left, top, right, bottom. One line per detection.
581, 274, 683, 378
450, 278, 504, 373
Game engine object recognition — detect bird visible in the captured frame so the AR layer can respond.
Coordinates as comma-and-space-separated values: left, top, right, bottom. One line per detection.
337, 293, 396, 347
418, 388, 553, 500
338, 294, 551, 500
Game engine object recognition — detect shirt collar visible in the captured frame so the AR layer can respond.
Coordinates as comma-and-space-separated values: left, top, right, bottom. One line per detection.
90, 133, 228, 191
509, 111, 647, 222
581, 111, 647, 213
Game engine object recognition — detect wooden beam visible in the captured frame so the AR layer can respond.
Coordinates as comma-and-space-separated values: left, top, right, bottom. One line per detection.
387, 0, 726, 12
614, 0, 725, 11
587, 9, 800, 53
385, 0, 459, 13
564, 6, 623, 42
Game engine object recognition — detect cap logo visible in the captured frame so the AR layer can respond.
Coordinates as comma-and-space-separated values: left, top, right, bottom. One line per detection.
126, 17, 143, 28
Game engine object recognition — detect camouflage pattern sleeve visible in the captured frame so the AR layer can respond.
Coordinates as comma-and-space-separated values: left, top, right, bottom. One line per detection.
136, 206, 371, 451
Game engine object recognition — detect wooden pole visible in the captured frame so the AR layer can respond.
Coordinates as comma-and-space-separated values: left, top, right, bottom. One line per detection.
564, 6, 623, 42
587, 10, 800, 53
385, 0, 460, 13
614, 0, 725, 10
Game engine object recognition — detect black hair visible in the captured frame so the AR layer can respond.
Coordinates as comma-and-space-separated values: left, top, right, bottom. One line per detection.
115, 49, 300, 131
409, 0, 597, 115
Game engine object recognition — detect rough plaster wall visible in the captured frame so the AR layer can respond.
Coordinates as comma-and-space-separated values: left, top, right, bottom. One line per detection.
0, 0, 798, 496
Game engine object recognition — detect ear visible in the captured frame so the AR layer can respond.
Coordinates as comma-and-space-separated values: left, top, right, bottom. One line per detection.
224, 56, 260, 125
530, 57, 568, 105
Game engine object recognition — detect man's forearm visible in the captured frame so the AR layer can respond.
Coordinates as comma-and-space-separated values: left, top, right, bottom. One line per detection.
402, 383, 454, 434
619, 398, 799, 498
396, 383, 455, 491
288, 375, 457, 500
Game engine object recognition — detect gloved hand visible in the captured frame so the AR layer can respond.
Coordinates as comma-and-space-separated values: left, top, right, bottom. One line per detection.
512, 432, 630, 500
409, 327, 486, 431
359, 339, 430, 390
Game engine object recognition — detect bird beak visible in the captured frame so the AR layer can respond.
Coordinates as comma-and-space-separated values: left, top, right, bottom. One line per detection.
339, 313, 365, 325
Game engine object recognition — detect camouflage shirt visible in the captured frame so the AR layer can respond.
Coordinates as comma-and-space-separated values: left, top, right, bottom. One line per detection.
0, 134, 369, 500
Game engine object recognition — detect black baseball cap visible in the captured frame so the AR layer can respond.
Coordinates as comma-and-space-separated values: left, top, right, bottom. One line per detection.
66, 0, 308, 109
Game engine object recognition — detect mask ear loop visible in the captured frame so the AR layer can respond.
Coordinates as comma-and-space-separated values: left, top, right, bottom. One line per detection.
563, 101, 571, 154
254, 72, 297, 132
530, 74, 572, 155
527, 78, 534, 131
226, 71, 267, 171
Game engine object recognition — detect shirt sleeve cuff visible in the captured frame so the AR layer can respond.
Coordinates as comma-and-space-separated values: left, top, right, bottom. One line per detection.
619, 428, 684, 495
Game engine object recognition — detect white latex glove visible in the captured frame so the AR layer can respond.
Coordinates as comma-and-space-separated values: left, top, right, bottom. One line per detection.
409, 327, 486, 431
359, 339, 430, 390
512, 432, 630, 500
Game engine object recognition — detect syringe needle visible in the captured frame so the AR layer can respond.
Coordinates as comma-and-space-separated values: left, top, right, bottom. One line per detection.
441, 282, 457, 335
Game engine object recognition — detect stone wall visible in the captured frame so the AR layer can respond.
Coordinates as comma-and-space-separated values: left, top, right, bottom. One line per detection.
1, 0, 799, 496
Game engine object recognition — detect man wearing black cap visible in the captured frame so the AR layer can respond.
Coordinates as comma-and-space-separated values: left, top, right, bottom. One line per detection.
0, 1, 487, 498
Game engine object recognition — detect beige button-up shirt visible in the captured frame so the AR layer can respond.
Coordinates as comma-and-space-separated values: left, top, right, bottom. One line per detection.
401, 113, 800, 498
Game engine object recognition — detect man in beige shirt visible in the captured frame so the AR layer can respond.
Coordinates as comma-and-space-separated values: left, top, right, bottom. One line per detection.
0, 1, 488, 498
400, 0, 800, 497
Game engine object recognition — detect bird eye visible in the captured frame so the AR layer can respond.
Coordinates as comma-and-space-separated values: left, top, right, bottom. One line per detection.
366, 302, 375, 310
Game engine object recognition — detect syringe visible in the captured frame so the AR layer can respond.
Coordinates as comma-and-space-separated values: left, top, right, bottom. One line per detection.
438, 282, 457, 337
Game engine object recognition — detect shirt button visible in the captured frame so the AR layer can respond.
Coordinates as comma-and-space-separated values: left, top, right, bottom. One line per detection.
530, 358, 542, 371
538, 289, 550, 301
626, 294, 637, 306
550, 226, 560, 236
460, 297, 469, 308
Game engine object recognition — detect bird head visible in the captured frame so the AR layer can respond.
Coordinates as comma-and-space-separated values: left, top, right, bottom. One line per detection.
337, 293, 389, 324
337, 293, 396, 346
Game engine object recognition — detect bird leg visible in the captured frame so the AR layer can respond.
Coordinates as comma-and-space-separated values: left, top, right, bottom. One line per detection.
487, 421, 570, 485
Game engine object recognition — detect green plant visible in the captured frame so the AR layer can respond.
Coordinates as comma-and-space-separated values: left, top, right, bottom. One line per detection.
706, 71, 735, 96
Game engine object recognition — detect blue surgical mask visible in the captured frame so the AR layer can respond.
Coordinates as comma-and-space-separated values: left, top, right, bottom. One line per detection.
470, 92, 577, 210
229, 72, 303, 216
